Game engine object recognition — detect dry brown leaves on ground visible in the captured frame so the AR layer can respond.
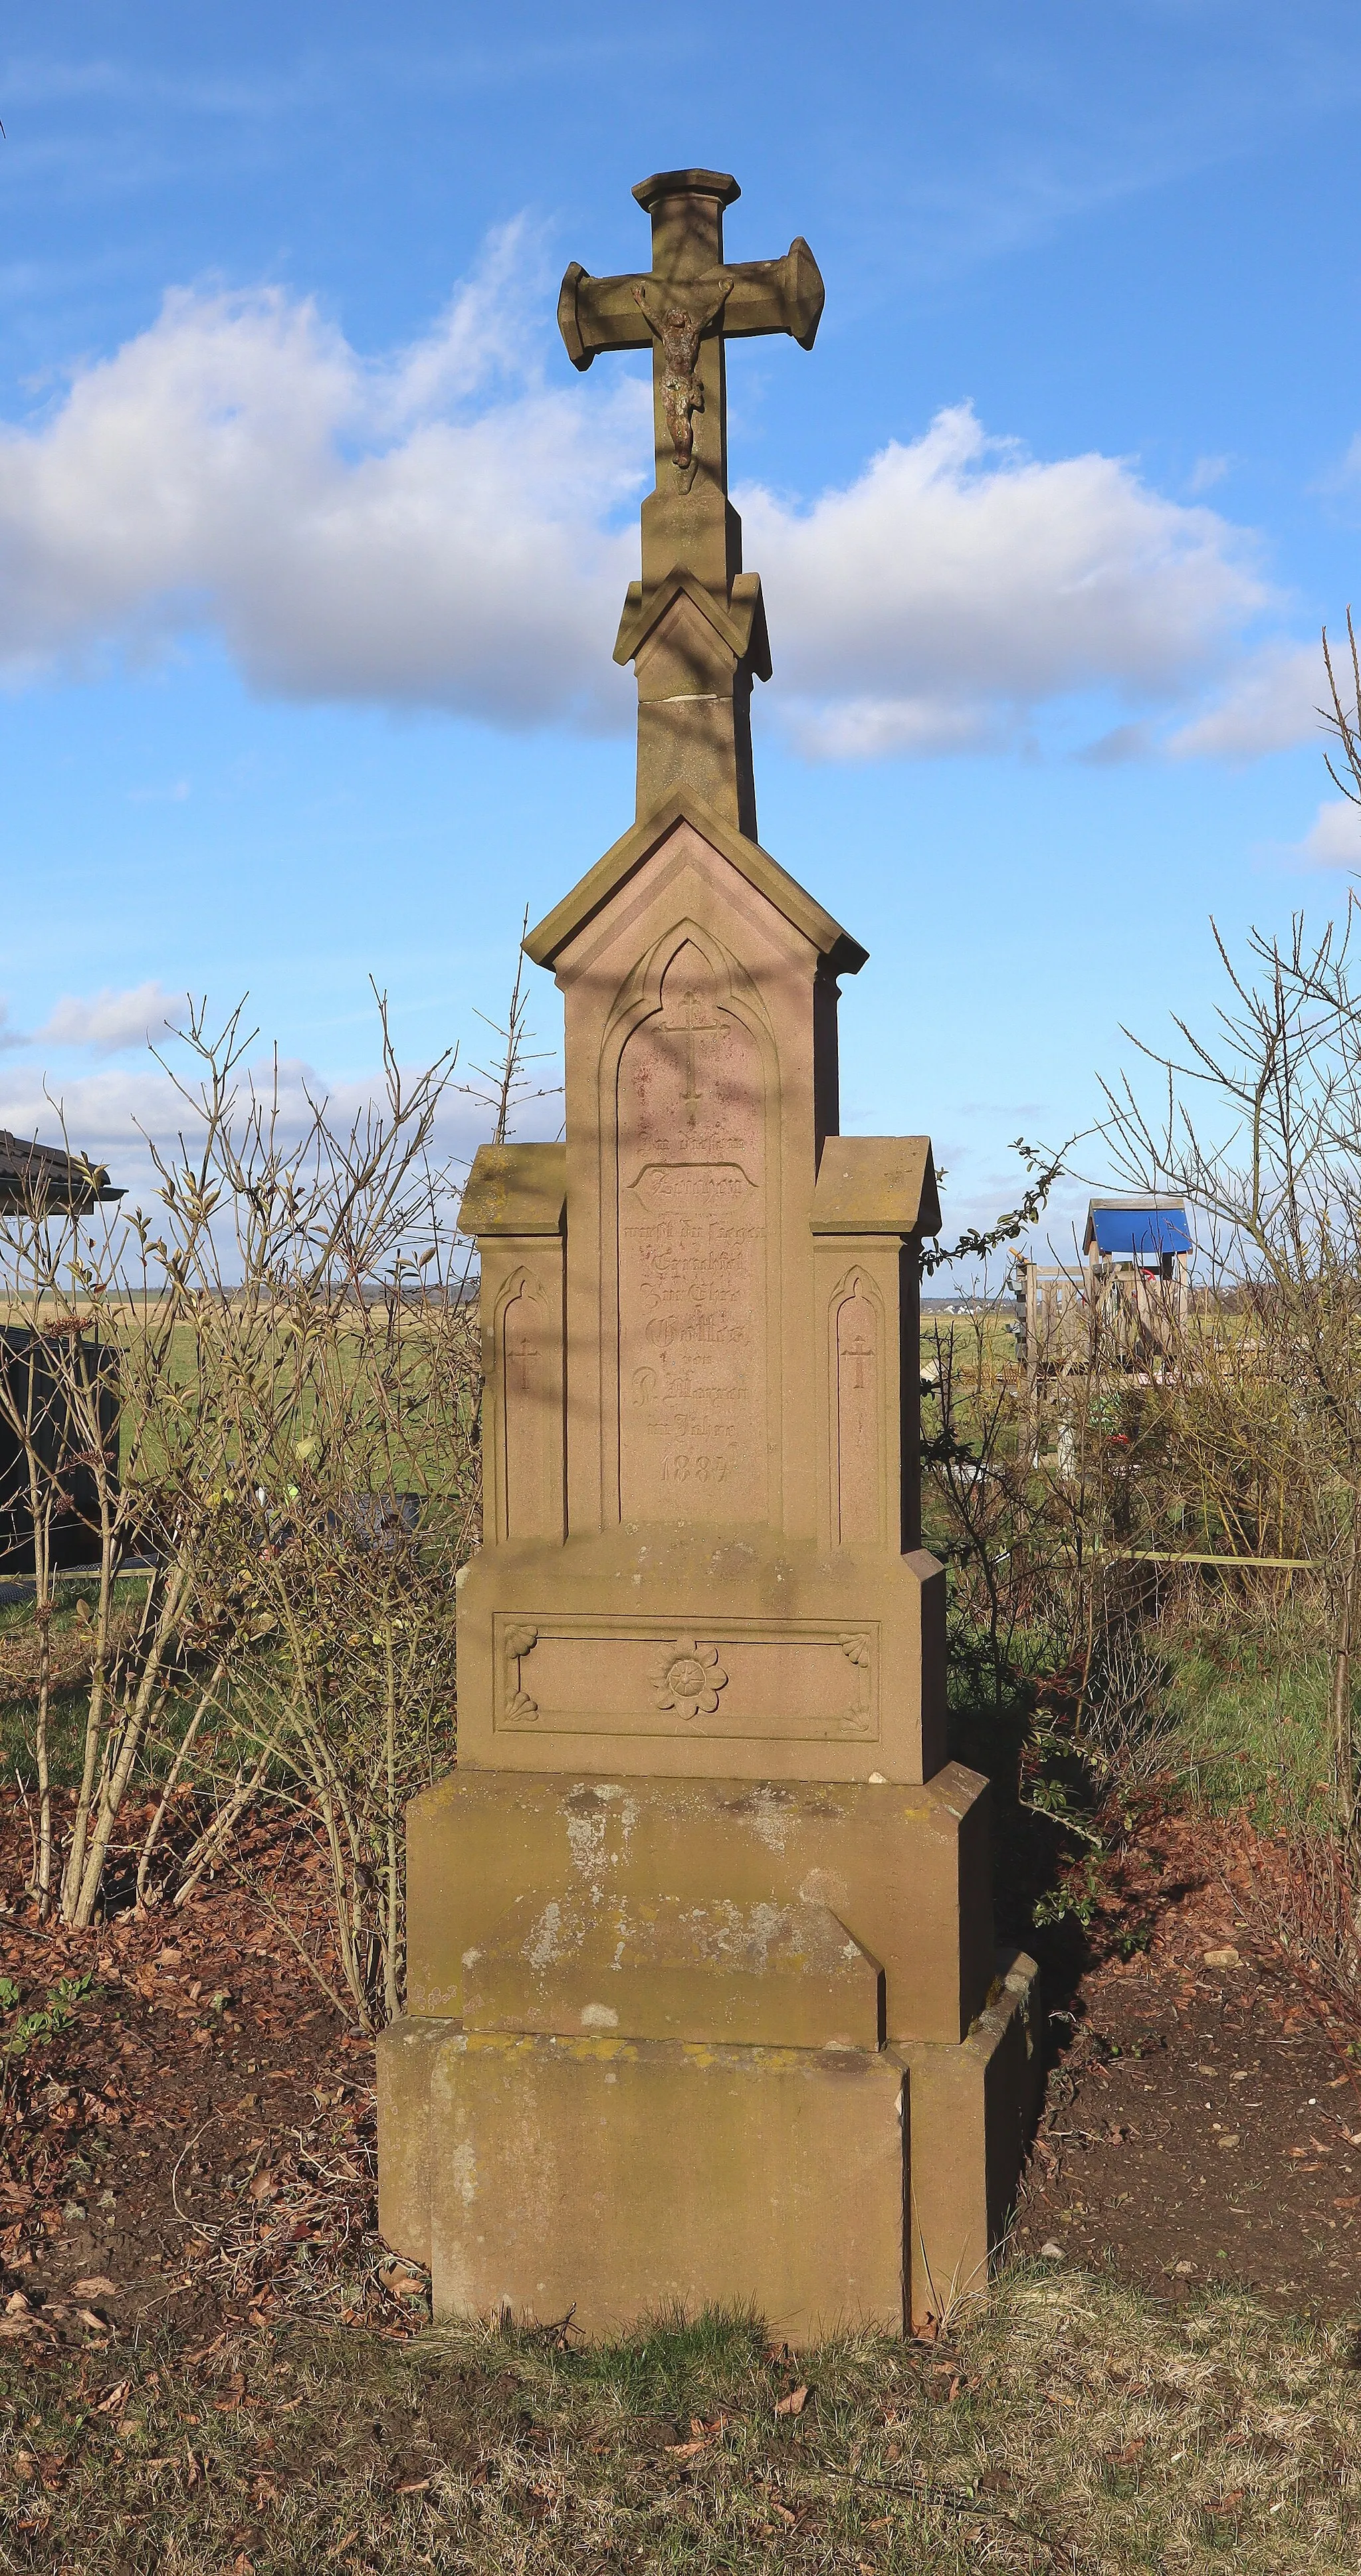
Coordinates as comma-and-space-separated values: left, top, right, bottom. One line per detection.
0, 1789, 426, 2352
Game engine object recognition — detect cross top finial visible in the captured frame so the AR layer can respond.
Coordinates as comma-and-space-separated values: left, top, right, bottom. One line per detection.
559, 172, 823, 841
631, 167, 741, 215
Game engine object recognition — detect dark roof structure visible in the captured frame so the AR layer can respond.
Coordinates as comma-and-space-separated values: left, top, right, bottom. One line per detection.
0, 1131, 124, 1214
1083, 1195, 1191, 1261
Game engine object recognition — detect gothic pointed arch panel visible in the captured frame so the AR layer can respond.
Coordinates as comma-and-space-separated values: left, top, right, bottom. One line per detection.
831, 1267, 886, 1546
615, 930, 772, 1524
497, 1268, 564, 1543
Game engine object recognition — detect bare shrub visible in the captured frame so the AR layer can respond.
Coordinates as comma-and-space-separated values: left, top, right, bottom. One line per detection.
0, 997, 477, 1996
1100, 892, 1361, 1860
1237, 1821, 1361, 2025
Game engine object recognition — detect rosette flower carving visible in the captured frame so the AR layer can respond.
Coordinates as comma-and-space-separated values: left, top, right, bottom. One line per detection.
652, 1635, 727, 1722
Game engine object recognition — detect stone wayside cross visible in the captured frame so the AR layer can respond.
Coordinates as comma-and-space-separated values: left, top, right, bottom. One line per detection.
559, 169, 823, 839
378, 170, 1041, 2348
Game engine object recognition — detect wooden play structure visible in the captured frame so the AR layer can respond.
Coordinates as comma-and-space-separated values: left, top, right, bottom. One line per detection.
1014, 1195, 1192, 1455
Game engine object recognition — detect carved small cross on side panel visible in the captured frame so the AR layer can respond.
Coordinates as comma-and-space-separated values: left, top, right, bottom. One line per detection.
506, 1322, 534, 1399
559, 169, 823, 528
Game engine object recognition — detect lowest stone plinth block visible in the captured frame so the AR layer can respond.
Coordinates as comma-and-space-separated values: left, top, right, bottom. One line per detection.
377, 1947, 1039, 2338
433, 2030, 906, 2341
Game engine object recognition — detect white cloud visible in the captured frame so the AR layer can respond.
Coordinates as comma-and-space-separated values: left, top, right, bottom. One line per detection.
1291, 797, 1361, 870
0, 237, 1317, 760
787, 694, 997, 762
0, 1000, 29, 1053
39, 981, 180, 1051
1166, 640, 1323, 760
0, 1064, 183, 1158
743, 405, 1270, 756
0, 223, 642, 730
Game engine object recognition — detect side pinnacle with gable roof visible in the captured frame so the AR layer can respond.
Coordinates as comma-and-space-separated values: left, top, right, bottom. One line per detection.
559, 169, 823, 841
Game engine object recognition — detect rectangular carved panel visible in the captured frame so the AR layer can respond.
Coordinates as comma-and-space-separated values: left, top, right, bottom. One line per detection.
494, 1616, 878, 1741
616, 939, 769, 1523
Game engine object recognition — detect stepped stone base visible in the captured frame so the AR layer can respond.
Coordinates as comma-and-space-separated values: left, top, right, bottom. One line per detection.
461, 1893, 886, 2050
900, 1955, 1043, 2324
405, 1765, 994, 2047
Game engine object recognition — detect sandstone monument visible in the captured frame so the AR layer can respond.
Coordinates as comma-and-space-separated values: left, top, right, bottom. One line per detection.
378, 169, 1039, 2337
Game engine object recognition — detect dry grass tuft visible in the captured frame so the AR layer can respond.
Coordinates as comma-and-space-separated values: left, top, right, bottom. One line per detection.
3, 2266, 1360, 2571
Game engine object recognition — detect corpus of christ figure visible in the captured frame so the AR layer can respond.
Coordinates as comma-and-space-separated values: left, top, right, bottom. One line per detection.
630, 278, 732, 485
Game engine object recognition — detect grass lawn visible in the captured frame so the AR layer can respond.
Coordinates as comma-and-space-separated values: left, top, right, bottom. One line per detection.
4, 2272, 1360, 2573
1159, 1626, 1334, 1825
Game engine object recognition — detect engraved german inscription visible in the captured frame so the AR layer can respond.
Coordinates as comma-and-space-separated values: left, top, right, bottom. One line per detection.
617, 939, 768, 1522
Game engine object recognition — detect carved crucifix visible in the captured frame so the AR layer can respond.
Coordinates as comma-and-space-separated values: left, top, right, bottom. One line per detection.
560, 169, 823, 585
680, 987, 704, 1108
558, 172, 823, 839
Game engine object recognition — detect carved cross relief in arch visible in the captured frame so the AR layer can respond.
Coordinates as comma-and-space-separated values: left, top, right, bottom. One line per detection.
500, 1274, 563, 1543
615, 934, 769, 1527
663, 969, 718, 1120
833, 1272, 883, 1546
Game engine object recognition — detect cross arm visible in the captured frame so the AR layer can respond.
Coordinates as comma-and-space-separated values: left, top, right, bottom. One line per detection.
556, 266, 652, 368
558, 237, 825, 371
716, 241, 825, 348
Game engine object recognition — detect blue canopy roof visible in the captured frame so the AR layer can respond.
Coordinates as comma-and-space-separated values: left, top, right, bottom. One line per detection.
1087, 1202, 1191, 1260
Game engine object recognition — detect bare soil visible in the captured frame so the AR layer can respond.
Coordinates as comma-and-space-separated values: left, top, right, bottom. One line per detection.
1015, 1807, 1361, 2314
0, 1799, 421, 2359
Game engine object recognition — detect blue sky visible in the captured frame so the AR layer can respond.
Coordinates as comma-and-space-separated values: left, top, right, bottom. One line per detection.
2, 2, 1360, 1260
